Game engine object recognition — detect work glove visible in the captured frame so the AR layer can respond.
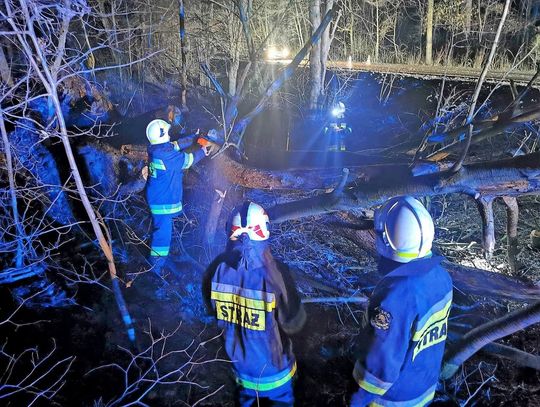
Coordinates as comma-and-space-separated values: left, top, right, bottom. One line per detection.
197, 129, 221, 156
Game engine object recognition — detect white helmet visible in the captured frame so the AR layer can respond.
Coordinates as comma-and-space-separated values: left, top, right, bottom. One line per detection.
374, 196, 434, 263
146, 119, 171, 145
229, 201, 270, 241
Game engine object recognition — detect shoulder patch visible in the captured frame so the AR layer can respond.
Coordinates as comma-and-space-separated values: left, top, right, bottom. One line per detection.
370, 306, 392, 330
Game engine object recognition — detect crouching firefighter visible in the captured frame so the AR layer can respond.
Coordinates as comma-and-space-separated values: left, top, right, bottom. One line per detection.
351, 196, 453, 407
145, 119, 211, 274
203, 202, 306, 406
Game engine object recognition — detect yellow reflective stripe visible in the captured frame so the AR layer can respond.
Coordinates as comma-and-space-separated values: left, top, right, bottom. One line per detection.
211, 291, 276, 312
238, 362, 296, 391
413, 391, 435, 407
151, 159, 166, 170
181, 153, 194, 169
394, 250, 432, 260
211, 282, 276, 303
413, 298, 452, 341
353, 361, 393, 395
369, 387, 435, 407
150, 203, 183, 215
150, 246, 169, 256
359, 380, 387, 396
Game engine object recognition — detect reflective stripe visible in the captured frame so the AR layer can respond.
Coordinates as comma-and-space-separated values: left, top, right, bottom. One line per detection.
150, 246, 169, 256
151, 159, 166, 170
394, 250, 431, 260
211, 282, 276, 304
413, 291, 452, 341
172, 141, 180, 151
237, 362, 296, 392
149, 202, 183, 215
370, 385, 436, 407
353, 361, 392, 396
211, 290, 276, 312
181, 153, 194, 169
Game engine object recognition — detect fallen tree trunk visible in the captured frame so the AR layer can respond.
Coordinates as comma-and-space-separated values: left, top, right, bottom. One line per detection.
267, 152, 540, 222
332, 223, 540, 302
481, 342, 540, 371
441, 301, 540, 379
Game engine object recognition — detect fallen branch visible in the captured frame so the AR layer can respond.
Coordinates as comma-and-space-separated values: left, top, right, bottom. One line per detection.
482, 341, 540, 371
441, 301, 540, 379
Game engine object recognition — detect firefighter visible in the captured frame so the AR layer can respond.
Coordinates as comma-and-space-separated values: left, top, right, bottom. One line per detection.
351, 196, 453, 407
145, 119, 211, 274
325, 101, 352, 151
202, 201, 306, 406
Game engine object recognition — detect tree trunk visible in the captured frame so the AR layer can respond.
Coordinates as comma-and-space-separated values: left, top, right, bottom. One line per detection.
0, 45, 13, 86
178, 0, 188, 108
308, 0, 322, 110
425, 0, 434, 65
0, 110, 23, 268
320, 0, 334, 93
442, 302, 540, 379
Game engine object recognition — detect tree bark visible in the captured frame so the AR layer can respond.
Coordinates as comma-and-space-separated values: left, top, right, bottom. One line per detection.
501, 196, 520, 273
0, 45, 13, 86
425, 0, 434, 65
308, 0, 322, 110
320, 0, 335, 92
178, 0, 188, 108
476, 196, 495, 259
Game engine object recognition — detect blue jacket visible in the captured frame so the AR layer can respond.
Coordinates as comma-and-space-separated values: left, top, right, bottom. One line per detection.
145, 142, 205, 215
353, 256, 453, 407
203, 241, 306, 393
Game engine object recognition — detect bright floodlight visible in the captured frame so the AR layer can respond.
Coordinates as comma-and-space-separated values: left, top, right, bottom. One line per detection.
265, 46, 289, 60
331, 102, 346, 117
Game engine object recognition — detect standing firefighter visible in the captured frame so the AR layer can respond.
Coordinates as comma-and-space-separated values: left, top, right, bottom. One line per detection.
145, 119, 210, 273
203, 202, 306, 406
351, 196, 453, 407
325, 101, 352, 151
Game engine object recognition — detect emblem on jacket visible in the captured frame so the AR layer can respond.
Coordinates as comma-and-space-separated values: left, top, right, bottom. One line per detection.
370, 307, 392, 330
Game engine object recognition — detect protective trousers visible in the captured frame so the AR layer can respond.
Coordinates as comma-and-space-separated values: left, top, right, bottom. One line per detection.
150, 213, 173, 259
237, 379, 294, 407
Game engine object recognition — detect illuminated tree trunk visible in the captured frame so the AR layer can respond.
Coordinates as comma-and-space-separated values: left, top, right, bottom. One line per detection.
178, 0, 188, 108
477, 196, 495, 259
308, 0, 322, 110
425, 0, 434, 65
0, 45, 13, 86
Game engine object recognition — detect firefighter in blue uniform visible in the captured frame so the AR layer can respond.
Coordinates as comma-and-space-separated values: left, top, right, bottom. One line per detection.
352, 196, 453, 407
145, 119, 211, 274
202, 202, 306, 406
325, 101, 352, 151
